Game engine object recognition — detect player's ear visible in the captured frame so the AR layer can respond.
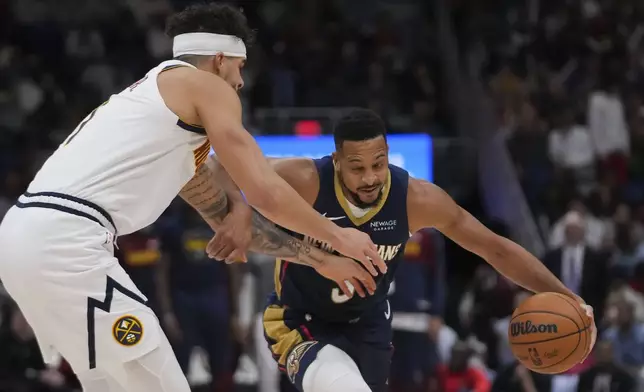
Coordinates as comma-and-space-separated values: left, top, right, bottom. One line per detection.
213, 53, 226, 74
331, 152, 339, 171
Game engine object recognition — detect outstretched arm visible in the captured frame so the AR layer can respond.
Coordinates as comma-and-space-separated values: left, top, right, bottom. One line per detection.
407, 177, 596, 360
187, 71, 383, 271
157, 66, 383, 272
179, 159, 375, 297
407, 178, 577, 299
179, 158, 324, 268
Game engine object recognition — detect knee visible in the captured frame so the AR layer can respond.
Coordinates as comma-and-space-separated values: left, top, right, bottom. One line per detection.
301, 345, 370, 392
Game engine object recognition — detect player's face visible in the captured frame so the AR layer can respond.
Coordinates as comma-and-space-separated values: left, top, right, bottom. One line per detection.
334, 136, 389, 208
214, 55, 246, 92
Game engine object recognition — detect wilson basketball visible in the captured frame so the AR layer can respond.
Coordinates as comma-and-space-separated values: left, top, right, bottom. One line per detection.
508, 292, 591, 374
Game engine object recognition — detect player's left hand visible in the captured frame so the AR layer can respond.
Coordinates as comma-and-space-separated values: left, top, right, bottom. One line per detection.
575, 296, 597, 362
316, 254, 377, 298
207, 203, 252, 262
581, 303, 597, 361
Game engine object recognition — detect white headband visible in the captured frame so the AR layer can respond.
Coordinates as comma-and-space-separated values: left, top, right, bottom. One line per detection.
173, 32, 247, 59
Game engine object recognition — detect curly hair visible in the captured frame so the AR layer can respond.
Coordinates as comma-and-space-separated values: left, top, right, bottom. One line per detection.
166, 3, 255, 46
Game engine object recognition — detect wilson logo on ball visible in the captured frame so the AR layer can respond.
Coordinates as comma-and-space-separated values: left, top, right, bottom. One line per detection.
510, 320, 558, 336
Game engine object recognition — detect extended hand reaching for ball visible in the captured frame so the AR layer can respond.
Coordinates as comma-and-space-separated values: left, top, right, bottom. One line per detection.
579, 303, 597, 363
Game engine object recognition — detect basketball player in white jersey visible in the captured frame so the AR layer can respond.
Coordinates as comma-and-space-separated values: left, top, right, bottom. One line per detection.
0, 4, 385, 391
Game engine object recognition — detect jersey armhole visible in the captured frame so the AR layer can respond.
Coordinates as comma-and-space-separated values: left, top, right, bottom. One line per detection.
157, 62, 207, 135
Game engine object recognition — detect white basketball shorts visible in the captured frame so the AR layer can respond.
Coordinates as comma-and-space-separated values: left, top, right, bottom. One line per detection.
0, 193, 162, 373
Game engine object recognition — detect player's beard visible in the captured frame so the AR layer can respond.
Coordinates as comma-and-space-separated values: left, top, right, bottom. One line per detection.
340, 178, 384, 209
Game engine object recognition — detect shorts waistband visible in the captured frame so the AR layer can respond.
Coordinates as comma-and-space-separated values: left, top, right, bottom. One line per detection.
16, 191, 117, 235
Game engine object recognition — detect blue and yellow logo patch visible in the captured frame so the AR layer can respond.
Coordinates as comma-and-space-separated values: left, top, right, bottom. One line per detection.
112, 315, 143, 346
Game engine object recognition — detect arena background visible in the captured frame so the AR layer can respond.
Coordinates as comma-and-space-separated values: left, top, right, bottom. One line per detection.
1, 0, 643, 391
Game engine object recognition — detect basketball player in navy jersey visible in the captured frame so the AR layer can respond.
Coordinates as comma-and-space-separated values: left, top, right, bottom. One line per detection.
208, 109, 597, 392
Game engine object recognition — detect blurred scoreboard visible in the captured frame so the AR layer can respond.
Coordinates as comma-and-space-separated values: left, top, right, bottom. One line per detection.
210, 134, 433, 181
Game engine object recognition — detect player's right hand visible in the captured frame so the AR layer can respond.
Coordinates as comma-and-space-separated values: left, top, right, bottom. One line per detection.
316, 254, 377, 298
331, 227, 386, 276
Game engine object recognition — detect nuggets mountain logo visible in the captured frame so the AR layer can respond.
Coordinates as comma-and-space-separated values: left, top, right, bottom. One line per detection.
510, 320, 558, 337
112, 315, 143, 346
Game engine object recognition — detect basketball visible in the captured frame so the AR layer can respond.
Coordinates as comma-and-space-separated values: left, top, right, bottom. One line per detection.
508, 292, 591, 374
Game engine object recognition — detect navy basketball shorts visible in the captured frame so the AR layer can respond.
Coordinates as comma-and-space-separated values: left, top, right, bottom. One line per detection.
262, 295, 393, 392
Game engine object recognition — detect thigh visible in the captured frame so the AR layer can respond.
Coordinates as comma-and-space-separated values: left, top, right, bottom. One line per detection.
353, 300, 394, 392
262, 303, 313, 371
83, 263, 162, 374
106, 331, 191, 392
0, 210, 161, 372
354, 342, 393, 392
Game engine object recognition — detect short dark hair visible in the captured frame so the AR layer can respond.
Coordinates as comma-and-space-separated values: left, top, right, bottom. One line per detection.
333, 108, 387, 149
166, 3, 255, 59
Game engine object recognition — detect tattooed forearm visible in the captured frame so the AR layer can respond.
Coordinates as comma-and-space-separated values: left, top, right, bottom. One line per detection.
180, 163, 229, 223
246, 209, 327, 268
182, 161, 328, 268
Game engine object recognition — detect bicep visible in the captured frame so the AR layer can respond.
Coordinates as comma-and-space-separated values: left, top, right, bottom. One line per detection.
269, 158, 319, 204
408, 179, 501, 260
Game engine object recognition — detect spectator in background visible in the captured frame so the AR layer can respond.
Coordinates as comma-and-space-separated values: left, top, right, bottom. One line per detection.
577, 340, 636, 392
0, 302, 74, 392
588, 79, 630, 185
612, 203, 644, 278
115, 226, 162, 314
548, 106, 597, 194
389, 229, 448, 392
602, 298, 644, 372
156, 203, 245, 391
459, 262, 516, 371
543, 210, 609, 321
507, 101, 553, 210
437, 341, 491, 392
549, 199, 608, 250
492, 362, 551, 392
493, 290, 533, 368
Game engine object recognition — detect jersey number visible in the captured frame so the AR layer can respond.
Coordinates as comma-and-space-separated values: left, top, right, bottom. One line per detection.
331, 282, 355, 304
61, 100, 109, 146
331, 280, 395, 304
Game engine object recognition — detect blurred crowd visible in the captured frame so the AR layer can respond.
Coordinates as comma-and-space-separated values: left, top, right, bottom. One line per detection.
4, 0, 644, 392
480, 0, 644, 390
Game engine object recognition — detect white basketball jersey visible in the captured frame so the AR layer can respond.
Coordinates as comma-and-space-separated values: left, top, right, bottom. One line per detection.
28, 60, 211, 235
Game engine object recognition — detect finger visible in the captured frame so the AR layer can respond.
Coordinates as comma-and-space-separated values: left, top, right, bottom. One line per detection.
355, 254, 378, 276
338, 280, 355, 299
349, 278, 366, 298
227, 249, 248, 263
366, 247, 387, 274
355, 268, 376, 294
214, 244, 235, 261
579, 304, 595, 362
580, 304, 594, 319
207, 236, 225, 258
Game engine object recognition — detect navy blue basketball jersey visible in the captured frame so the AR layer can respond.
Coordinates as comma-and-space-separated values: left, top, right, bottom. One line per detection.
274, 156, 410, 322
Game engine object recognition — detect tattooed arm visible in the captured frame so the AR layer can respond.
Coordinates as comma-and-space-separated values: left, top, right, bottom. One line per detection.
182, 158, 376, 296
179, 159, 323, 269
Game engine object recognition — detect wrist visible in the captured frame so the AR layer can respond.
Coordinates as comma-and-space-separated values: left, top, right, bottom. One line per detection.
327, 226, 345, 250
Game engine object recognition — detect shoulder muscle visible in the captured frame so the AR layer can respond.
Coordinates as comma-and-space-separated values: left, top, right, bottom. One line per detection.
157, 67, 241, 127
406, 177, 461, 233
268, 158, 319, 205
